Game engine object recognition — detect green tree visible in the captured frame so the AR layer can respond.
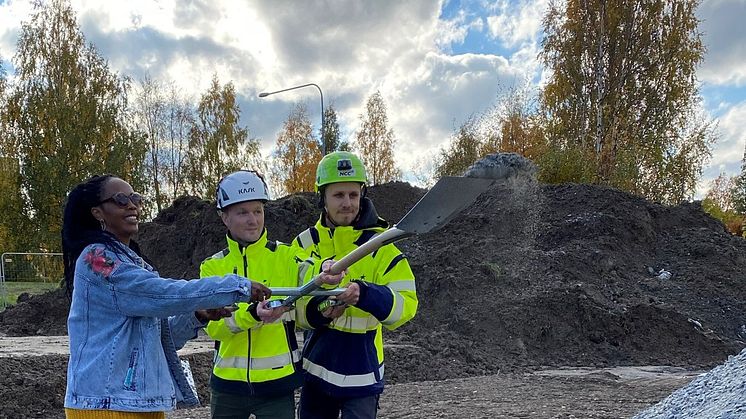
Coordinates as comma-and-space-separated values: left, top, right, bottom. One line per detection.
731, 142, 746, 216
271, 104, 322, 195
132, 75, 168, 213
540, 0, 714, 203
4, 0, 146, 250
131, 77, 196, 214
322, 104, 348, 153
436, 116, 483, 177
0, 59, 27, 251
354, 91, 400, 185
163, 85, 196, 201
702, 173, 743, 235
185, 74, 259, 198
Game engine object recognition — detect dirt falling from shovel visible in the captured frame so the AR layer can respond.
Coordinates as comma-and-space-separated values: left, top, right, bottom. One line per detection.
465, 152, 543, 251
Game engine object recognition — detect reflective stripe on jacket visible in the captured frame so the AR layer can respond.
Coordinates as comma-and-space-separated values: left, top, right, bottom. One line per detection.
294, 198, 418, 397
200, 229, 307, 396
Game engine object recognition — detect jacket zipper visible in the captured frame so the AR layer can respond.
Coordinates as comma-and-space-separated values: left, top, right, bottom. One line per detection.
284, 322, 296, 372
243, 253, 255, 395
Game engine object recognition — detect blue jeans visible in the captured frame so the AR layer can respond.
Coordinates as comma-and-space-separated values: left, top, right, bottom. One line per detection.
299, 381, 379, 419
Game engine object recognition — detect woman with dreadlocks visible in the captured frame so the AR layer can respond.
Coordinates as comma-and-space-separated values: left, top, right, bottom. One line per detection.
61, 174, 272, 419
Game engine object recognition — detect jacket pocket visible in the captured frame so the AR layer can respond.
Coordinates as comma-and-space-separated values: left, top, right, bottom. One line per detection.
123, 347, 139, 391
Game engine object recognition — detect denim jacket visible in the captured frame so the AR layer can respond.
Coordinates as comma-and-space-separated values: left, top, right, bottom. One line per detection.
65, 243, 255, 412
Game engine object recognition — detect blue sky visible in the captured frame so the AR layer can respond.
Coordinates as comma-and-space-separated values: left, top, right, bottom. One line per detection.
1, 0, 744, 198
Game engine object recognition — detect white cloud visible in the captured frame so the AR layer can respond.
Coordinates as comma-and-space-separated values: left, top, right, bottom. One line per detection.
485, 0, 548, 49
710, 101, 746, 168
0, 0, 34, 62
696, 100, 746, 198
698, 0, 746, 86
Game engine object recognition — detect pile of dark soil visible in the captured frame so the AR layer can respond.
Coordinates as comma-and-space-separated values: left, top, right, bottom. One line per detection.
2, 179, 745, 381
388, 180, 746, 382
0, 287, 69, 336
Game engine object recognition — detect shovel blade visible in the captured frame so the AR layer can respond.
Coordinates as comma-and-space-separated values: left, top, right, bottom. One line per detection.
395, 176, 494, 234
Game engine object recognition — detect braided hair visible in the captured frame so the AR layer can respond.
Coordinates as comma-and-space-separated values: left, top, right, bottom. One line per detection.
61, 175, 145, 297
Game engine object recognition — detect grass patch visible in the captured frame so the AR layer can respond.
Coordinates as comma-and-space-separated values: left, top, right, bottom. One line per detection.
0, 281, 60, 309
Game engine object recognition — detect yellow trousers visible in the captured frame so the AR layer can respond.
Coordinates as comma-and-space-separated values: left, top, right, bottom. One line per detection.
65, 408, 165, 419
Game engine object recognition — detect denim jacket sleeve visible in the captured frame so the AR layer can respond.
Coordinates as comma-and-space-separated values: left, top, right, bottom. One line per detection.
167, 313, 206, 350
78, 244, 255, 318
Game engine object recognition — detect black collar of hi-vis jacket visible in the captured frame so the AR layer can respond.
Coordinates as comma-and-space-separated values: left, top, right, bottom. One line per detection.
322, 197, 389, 230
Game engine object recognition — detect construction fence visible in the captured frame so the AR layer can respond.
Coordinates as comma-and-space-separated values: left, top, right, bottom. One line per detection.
0, 252, 63, 310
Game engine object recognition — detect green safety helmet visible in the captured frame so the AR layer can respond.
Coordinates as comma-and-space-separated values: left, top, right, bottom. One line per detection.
315, 151, 368, 192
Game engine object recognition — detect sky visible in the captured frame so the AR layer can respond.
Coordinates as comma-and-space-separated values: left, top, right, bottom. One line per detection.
0, 0, 744, 198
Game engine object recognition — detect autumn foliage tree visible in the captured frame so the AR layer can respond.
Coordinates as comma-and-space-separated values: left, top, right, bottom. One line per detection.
132, 76, 169, 213
539, 0, 715, 203
162, 86, 196, 202
438, 85, 545, 177
185, 75, 259, 198
436, 117, 483, 177
702, 174, 743, 235
731, 143, 746, 217
481, 85, 545, 160
271, 104, 322, 195
355, 91, 400, 185
132, 76, 197, 213
2, 0, 146, 250
0, 59, 26, 251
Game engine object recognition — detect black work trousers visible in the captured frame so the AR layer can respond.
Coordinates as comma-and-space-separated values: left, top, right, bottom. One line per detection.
298, 381, 379, 419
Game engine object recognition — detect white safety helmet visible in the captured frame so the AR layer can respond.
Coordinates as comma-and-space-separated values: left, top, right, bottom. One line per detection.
216, 170, 270, 210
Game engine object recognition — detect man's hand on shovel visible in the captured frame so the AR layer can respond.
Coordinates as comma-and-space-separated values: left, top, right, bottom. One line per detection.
317, 260, 348, 318
257, 300, 289, 323
319, 260, 346, 286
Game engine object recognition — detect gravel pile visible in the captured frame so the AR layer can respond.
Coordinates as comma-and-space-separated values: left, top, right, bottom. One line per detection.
633, 347, 746, 419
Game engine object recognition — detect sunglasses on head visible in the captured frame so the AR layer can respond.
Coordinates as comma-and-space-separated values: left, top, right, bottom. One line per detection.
100, 192, 145, 208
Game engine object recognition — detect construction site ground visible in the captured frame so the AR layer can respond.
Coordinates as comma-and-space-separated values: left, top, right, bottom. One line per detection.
0, 334, 702, 419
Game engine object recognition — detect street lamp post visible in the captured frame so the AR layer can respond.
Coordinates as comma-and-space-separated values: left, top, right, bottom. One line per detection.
259, 83, 327, 155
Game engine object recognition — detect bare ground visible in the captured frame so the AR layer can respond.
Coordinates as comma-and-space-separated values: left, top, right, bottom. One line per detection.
0, 335, 702, 419
166, 366, 699, 419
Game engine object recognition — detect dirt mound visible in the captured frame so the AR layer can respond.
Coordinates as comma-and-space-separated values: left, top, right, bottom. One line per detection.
0, 287, 69, 336
391, 180, 745, 380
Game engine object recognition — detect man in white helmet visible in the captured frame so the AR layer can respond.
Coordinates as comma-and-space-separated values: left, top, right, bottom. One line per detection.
200, 170, 343, 419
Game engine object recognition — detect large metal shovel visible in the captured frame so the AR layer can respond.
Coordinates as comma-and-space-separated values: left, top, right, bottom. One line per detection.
278, 175, 496, 307
275, 153, 538, 306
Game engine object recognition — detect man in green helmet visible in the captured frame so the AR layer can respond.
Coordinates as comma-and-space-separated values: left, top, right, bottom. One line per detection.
200, 170, 343, 419
294, 151, 418, 419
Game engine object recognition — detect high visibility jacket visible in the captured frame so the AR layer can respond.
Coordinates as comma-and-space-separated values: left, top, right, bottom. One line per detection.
294, 198, 418, 397
200, 230, 309, 396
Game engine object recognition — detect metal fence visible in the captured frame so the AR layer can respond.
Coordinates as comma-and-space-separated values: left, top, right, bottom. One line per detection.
0, 252, 63, 310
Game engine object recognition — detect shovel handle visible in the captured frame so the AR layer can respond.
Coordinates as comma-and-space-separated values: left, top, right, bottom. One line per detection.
282, 227, 414, 307
327, 227, 412, 274
270, 287, 346, 297
280, 227, 412, 307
